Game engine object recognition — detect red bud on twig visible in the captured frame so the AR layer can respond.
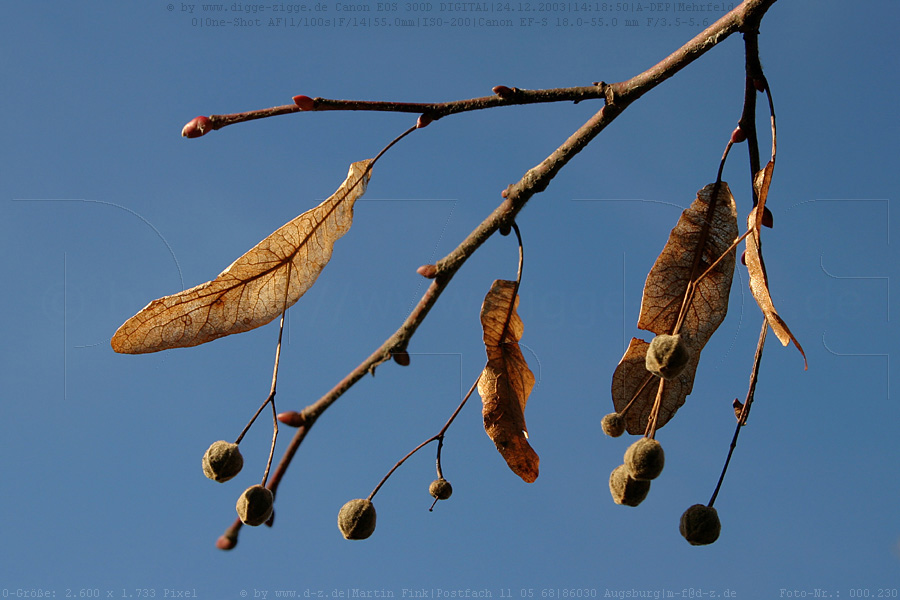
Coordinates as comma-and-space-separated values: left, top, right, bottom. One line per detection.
762, 206, 773, 228
216, 534, 237, 550
293, 95, 315, 111
753, 79, 767, 93
416, 113, 433, 128
277, 411, 306, 427
492, 85, 515, 99
182, 116, 212, 138
392, 351, 410, 366
416, 264, 438, 278
730, 126, 746, 144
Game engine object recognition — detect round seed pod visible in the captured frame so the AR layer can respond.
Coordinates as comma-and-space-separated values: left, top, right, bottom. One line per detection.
645, 334, 691, 380
429, 478, 453, 500
338, 499, 377, 540
236, 485, 274, 527
609, 464, 651, 507
624, 437, 665, 481
202, 441, 243, 483
679, 504, 721, 546
601, 412, 626, 438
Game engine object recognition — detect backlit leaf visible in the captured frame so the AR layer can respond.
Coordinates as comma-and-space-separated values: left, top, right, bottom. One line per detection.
612, 182, 738, 434
478, 279, 539, 483
638, 182, 738, 346
111, 160, 373, 354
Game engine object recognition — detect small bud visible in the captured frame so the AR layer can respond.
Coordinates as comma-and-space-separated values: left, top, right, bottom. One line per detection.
753, 79, 767, 93
492, 85, 515, 99
416, 113, 433, 128
733, 398, 745, 423
202, 441, 244, 483
181, 116, 212, 138
293, 95, 315, 111
501, 188, 509, 199
609, 464, 650, 507
416, 264, 438, 278
679, 504, 721, 546
392, 350, 410, 366
645, 334, 691, 380
338, 498, 377, 540
216, 534, 237, 550
624, 437, 665, 481
499, 223, 511, 236
730, 126, 746, 144
740, 250, 747, 266
601, 412, 626, 438
762, 206, 774, 228
236, 485, 274, 527
429, 478, 453, 500
277, 411, 306, 427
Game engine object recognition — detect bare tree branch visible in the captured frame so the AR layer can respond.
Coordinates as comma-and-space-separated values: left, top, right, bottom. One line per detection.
219, 0, 779, 546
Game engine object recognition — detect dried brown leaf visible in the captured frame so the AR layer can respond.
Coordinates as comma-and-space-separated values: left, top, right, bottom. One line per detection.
111, 160, 373, 354
745, 205, 808, 368
638, 182, 738, 346
611, 338, 702, 435
613, 183, 738, 434
752, 160, 775, 230
478, 279, 539, 483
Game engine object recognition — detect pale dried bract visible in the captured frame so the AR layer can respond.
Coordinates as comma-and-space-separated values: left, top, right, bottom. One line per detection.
111, 160, 374, 354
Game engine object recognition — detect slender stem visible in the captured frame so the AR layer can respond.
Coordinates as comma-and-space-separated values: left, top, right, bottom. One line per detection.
708, 320, 767, 507
261, 310, 288, 486
235, 391, 273, 445
368, 375, 481, 501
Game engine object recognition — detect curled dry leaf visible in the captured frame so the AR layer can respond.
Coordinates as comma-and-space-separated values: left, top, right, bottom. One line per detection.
744, 159, 807, 368
745, 206, 807, 368
478, 279, 539, 483
111, 160, 373, 354
612, 182, 738, 434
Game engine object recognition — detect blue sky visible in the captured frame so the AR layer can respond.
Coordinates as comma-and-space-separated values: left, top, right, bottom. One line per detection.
2, 1, 898, 597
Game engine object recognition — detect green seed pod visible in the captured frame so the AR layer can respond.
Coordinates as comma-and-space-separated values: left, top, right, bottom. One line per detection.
429, 478, 453, 500
236, 485, 274, 527
624, 437, 665, 481
202, 441, 244, 483
601, 412, 626, 438
645, 334, 691, 380
609, 464, 651, 507
338, 499, 377, 540
679, 504, 721, 546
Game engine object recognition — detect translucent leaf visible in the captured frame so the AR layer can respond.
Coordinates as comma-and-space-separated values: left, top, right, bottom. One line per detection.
638, 182, 738, 346
612, 182, 738, 434
111, 160, 373, 354
478, 279, 539, 483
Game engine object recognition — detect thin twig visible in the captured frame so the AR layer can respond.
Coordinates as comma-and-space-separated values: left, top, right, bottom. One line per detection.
367, 376, 481, 501
708, 320, 767, 507
200, 86, 607, 133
